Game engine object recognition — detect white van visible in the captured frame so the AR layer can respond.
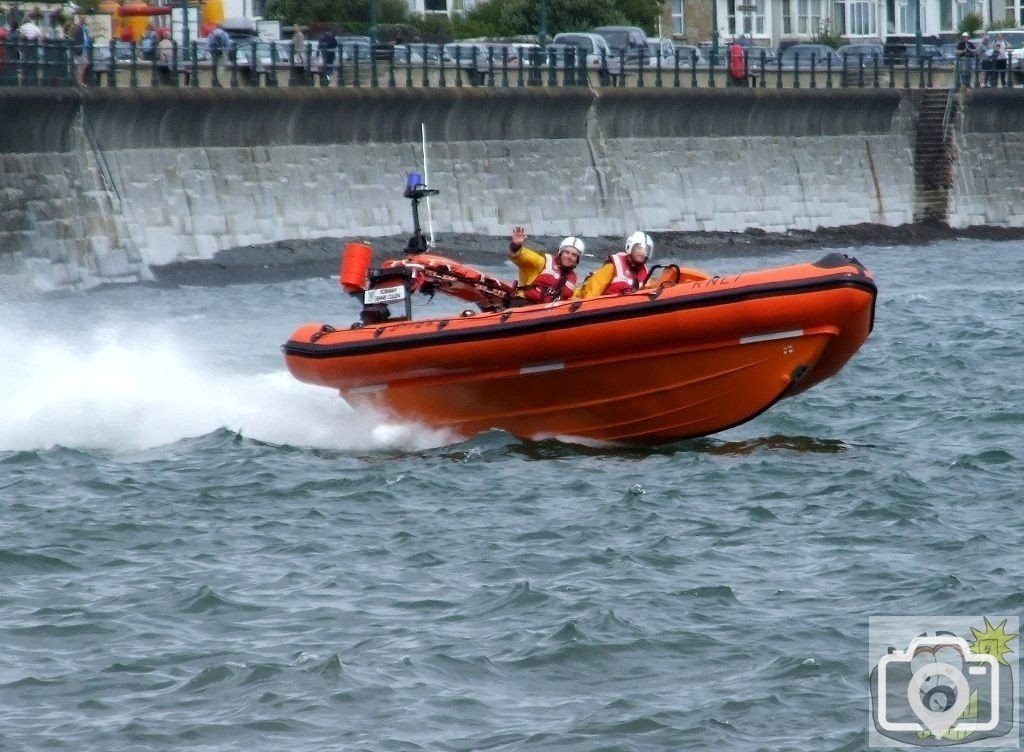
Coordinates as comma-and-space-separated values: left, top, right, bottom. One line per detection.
590, 25, 650, 64
551, 32, 621, 77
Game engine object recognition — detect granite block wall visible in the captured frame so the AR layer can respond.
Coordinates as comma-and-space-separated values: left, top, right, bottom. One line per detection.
948, 133, 1024, 228
2, 86, 1014, 291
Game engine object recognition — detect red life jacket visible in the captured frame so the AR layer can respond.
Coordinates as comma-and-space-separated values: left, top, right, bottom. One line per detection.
605, 252, 650, 295
729, 43, 746, 80
523, 253, 577, 303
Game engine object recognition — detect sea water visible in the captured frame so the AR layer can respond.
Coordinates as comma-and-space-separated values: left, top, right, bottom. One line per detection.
1, 240, 1021, 751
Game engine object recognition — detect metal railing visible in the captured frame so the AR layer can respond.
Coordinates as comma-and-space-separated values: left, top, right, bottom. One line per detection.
0, 39, 1018, 91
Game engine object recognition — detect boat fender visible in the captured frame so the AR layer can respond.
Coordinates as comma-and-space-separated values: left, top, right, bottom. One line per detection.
340, 242, 374, 294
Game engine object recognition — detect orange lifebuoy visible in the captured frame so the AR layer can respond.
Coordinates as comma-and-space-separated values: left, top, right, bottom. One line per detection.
383, 254, 516, 310
729, 43, 746, 80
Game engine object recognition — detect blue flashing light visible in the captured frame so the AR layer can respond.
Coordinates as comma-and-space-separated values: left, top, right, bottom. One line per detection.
406, 172, 424, 191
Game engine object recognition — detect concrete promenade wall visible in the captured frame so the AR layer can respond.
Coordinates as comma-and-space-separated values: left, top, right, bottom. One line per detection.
948, 91, 1024, 228
0, 86, 1017, 290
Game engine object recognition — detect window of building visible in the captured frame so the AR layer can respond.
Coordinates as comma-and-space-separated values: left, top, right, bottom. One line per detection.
939, 0, 953, 29
896, 0, 928, 34
672, 0, 685, 33
954, 0, 983, 28
840, 0, 877, 34
728, 0, 766, 35
782, 0, 827, 34
424, 0, 448, 11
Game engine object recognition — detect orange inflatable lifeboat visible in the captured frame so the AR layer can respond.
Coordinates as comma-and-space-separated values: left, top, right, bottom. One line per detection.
282, 178, 877, 445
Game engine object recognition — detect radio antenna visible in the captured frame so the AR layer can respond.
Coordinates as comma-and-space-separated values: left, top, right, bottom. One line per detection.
421, 123, 435, 247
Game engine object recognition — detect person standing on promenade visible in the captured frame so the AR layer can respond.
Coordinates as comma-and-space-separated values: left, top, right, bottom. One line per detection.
17, 13, 42, 40
288, 25, 305, 83
978, 34, 994, 87
506, 225, 584, 305
993, 33, 1008, 87
140, 23, 157, 62
155, 28, 174, 84
5, 3, 23, 30
317, 30, 336, 84
206, 23, 231, 86
70, 14, 91, 85
290, 25, 305, 64
955, 32, 976, 87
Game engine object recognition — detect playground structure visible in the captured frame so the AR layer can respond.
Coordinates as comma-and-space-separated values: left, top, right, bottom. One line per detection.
97, 0, 225, 42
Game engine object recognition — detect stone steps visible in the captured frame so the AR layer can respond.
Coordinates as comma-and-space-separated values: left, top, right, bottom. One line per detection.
913, 89, 956, 222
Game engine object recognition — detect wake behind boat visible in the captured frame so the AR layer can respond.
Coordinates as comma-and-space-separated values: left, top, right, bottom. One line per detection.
282, 177, 877, 445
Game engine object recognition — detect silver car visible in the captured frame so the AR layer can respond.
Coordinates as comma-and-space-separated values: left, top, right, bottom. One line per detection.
778, 44, 842, 69
645, 37, 677, 67
672, 44, 707, 68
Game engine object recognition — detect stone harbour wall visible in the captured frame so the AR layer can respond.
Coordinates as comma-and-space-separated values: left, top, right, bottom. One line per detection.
0, 86, 1020, 290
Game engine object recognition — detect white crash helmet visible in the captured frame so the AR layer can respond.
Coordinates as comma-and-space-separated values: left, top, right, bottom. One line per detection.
558, 236, 585, 259
624, 231, 653, 260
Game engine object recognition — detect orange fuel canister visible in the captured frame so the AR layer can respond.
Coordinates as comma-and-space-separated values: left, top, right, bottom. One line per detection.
339, 242, 373, 293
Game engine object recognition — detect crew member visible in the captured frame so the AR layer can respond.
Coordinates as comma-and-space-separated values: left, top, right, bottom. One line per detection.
575, 231, 653, 299
507, 225, 584, 305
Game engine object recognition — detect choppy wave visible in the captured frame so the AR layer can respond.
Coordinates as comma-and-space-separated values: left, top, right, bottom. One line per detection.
0, 241, 1021, 751
0, 326, 453, 454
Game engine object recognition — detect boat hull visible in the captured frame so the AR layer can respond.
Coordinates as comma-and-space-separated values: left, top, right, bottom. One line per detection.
283, 254, 876, 444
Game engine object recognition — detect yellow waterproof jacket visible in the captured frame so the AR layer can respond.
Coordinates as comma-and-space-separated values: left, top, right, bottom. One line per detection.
575, 260, 675, 299
574, 262, 616, 299
508, 245, 548, 297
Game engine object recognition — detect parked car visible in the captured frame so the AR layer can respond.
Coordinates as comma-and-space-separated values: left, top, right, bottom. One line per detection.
939, 42, 959, 60
442, 42, 520, 82
778, 43, 842, 69
698, 42, 728, 68
90, 40, 139, 73
672, 44, 707, 67
479, 41, 521, 68
552, 32, 613, 64
442, 41, 482, 66
883, 42, 948, 65
390, 44, 425, 64
645, 37, 676, 67
335, 36, 372, 63
837, 42, 884, 64
219, 16, 257, 49
536, 42, 606, 73
591, 25, 650, 63
743, 46, 777, 67
509, 42, 542, 65
551, 31, 621, 76
232, 40, 278, 77
399, 42, 443, 64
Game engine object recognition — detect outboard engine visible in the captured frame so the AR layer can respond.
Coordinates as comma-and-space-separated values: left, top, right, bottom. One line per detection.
339, 173, 440, 326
